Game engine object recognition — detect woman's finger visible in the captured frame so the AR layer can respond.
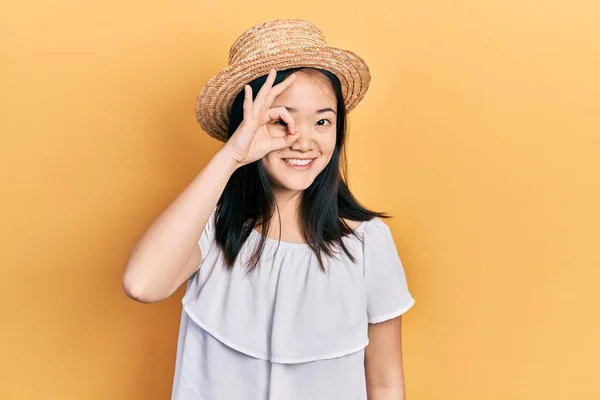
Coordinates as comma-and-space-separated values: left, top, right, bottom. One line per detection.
253, 69, 277, 109
270, 131, 299, 151
267, 106, 296, 136
264, 74, 296, 109
243, 85, 253, 114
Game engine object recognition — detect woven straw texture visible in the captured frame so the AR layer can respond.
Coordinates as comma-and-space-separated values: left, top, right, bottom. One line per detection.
195, 19, 371, 142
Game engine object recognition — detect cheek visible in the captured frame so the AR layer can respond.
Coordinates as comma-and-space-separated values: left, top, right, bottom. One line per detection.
262, 153, 280, 174
319, 131, 337, 156
315, 138, 336, 170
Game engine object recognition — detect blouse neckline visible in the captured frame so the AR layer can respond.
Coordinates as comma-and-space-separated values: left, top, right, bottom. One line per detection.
250, 220, 369, 249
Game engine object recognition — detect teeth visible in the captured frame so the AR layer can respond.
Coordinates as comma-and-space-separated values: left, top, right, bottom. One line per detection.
284, 158, 313, 166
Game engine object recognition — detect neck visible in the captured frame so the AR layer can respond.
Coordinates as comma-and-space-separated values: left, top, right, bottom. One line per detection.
265, 187, 303, 233
272, 186, 302, 213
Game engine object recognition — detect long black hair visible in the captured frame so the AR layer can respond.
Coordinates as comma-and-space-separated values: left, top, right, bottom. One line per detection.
214, 67, 387, 271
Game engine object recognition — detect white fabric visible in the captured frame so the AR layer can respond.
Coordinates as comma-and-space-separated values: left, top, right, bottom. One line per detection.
171, 211, 415, 399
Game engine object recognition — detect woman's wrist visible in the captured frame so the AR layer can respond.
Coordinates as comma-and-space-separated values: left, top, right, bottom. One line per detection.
214, 144, 244, 172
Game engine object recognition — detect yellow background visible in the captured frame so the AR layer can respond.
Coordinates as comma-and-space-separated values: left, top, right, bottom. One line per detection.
2, 0, 599, 399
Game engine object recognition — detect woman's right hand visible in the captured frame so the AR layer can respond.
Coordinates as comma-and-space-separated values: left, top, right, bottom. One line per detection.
222, 69, 298, 168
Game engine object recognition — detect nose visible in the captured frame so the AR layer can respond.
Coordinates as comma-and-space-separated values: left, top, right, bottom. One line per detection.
289, 126, 315, 152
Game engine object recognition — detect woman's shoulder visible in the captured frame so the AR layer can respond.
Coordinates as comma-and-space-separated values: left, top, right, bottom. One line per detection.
343, 216, 387, 229
343, 219, 364, 231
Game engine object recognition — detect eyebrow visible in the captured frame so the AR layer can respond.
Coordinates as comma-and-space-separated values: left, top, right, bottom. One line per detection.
284, 106, 337, 115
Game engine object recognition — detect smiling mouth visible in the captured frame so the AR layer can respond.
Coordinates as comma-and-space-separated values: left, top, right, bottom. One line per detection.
282, 158, 316, 167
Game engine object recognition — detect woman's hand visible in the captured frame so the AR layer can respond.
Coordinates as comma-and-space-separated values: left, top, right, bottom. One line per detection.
222, 69, 298, 167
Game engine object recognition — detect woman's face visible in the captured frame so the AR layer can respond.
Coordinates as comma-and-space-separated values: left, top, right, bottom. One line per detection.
262, 71, 338, 192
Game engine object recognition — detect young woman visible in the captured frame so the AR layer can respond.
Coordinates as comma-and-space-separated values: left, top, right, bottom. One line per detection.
123, 19, 415, 400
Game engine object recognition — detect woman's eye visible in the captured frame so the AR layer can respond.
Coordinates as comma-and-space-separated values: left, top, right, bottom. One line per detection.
275, 120, 288, 126
316, 119, 331, 126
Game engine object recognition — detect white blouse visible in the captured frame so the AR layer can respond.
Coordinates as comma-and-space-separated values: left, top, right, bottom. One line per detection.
171, 211, 415, 399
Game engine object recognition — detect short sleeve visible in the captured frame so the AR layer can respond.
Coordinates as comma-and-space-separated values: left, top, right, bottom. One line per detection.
198, 208, 217, 264
363, 218, 415, 324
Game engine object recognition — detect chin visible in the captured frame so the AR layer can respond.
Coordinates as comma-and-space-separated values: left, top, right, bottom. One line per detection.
271, 175, 316, 192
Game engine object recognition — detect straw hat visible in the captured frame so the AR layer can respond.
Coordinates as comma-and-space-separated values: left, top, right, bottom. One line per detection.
195, 19, 371, 142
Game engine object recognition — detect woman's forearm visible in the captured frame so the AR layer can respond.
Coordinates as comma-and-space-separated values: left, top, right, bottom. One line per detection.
122, 147, 238, 302
367, 385, 406, 400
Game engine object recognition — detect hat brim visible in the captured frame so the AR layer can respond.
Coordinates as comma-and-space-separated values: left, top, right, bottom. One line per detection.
195, 46, 371, 142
